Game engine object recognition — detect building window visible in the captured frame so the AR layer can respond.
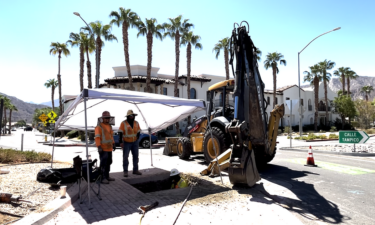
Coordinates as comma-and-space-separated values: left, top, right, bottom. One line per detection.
167, 125, 174, 130
163, 87, 167, 95
206, 91, 210, 101
190, 88, 196, 99
300, 99, 304, 106
308, 99, 312, 111
275, 97, 278, 104
267, 96, 270, 105
143, 87, 153, 93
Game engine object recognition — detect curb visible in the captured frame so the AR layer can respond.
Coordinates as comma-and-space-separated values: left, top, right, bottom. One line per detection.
42, 143, 96, 147
279, 147, 375, 157
13, 181, 88, 225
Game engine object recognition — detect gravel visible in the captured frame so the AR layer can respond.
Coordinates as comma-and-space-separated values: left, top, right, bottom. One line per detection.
0, 163, 72, 224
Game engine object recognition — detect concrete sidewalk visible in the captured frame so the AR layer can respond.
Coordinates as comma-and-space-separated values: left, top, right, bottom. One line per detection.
40, 150, 302, 225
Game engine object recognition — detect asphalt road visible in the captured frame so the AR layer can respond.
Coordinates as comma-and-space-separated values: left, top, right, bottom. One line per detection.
262, 149, 375, 225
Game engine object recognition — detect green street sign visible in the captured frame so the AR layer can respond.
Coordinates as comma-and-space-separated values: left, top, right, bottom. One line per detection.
339, 131, 369, 144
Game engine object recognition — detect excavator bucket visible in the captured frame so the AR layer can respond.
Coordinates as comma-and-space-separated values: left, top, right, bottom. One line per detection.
201, 149, 231, 177
228, 148, 260, 186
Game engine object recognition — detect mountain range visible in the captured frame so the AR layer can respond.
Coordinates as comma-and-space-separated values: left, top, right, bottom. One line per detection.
0, 93, 50, 123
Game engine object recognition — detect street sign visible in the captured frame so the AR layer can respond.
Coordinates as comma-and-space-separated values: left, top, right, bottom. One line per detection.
39, 114, 49, 122
339, 131, 369, 144
47, 111, 57, 119
48, 119, 55, 124
43, 121, 48, 126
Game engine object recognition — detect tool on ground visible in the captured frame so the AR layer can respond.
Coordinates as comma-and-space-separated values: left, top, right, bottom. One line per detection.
0, 193, 32, 204
305, 146, 317, 167
138, 201, 158, 225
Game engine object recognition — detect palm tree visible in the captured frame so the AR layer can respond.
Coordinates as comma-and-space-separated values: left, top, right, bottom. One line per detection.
361, 86, 374, 101
83, 21, 118, 87
318, 59, 335, 126
67, 32, 88, 91
137, 18, 164, 92
304, 64, 322, 131
8, 104, 17, 134
49, 42, 70, 116
255, 47, 262, 62
181, 31, 203, 99
109, 7, 140, 91
44, 79, 59, 111
0, 95, 10, 134
78, 32, 96, 89
163, 15, 193, 98
213, 37, 230, 80
333, 67, 350, 94
264, 52, 287, 108
346, 70, 358, 97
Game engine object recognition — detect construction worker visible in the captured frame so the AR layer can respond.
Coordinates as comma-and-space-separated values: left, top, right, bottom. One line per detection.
170, 168, 188, 189
119, 109, 142, 177
95, 111, 115, 184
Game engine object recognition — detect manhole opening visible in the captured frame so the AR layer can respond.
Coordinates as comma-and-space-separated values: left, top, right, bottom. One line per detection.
130, 178, 172, 193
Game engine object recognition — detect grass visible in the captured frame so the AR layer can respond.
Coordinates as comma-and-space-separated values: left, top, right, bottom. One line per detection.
0, 148, 51, 164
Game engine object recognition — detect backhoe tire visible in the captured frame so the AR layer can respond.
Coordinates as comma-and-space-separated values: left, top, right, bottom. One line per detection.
255, 147, 277, 169
177, 137, 192, 160
203, 127, 229, 163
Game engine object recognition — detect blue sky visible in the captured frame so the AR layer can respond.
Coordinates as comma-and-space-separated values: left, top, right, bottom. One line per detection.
1, 0, 374, 103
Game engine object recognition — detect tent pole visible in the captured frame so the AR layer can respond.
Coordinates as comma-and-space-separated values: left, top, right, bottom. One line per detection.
134, 104, 153, 166
83, 97, 91, 209
50, 129, 56, 168
148, 128, 153, 167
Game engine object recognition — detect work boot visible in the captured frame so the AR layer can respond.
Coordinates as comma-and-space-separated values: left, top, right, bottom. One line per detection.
123, 171, 128, 177
133, 171, 142, 175
101, 179, 109, 184
108, 177, 115, 181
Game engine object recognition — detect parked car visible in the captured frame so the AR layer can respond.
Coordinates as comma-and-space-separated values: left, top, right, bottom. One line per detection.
113, 132, 158, 149
24, 127, 33, 131
11, 127, 16, 131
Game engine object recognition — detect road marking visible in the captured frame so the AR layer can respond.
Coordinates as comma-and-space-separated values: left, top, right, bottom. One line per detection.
287, 159, 375, 175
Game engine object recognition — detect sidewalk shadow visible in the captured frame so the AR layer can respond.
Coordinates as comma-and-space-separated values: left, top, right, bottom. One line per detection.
245, 164, 348, 224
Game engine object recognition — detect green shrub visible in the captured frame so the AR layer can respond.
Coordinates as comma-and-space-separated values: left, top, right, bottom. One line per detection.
329, 134, 339, 139
277, 129, 282, 135
67, 130, 79, 139
317, 134, 327, 139
0, 148, 51, 163
329, 126, 337, 132
365, 129, 374, 134
351, 121, 359, 128
284, 127, 291, 133
287, 136, 291, 139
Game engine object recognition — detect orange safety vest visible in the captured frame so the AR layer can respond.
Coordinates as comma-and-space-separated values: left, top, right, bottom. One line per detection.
95, 123, 114, 151
119, 120, 140, 143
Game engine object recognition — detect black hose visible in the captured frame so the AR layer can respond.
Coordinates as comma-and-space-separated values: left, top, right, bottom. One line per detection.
172, 186, 193, 225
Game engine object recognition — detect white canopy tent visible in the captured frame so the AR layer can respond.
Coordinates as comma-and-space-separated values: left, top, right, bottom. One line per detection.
53, 88, 206, 208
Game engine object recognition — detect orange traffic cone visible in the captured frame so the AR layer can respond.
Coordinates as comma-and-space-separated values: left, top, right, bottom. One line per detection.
305, 146, 317, 167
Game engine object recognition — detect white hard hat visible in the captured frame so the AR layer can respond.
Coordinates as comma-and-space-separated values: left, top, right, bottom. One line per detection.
170, 168, 180, 176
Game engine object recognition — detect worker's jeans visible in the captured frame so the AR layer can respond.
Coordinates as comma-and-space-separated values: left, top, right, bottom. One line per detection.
99, 151, 112, 180
122, 140, 139, 172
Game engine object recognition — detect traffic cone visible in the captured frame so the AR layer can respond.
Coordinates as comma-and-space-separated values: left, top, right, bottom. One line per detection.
305, 146, 317, 167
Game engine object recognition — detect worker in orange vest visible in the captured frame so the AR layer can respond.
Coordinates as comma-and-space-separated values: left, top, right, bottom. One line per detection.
119, 109, 142, 177
95, 111, 115, 184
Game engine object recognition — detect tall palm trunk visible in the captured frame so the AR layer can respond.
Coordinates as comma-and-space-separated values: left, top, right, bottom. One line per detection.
8, 109, 12, 134
341, 73, 346, 94
57, 51, 63, 116
187, 43, 192, 124
272, 64, 277, 109
86, 48, 92, 89
365, 94, 369, 102
96, 37, 103, 88
79, 46, 85, 92
51, 86, 55, 111
314, 76, 319, 131
174, 31, 180, 97
146, 32, 152, 93
3, 108, 7, 134
347, 77, 350, 97
123, 22, 133, 90
324, 79, 328, 127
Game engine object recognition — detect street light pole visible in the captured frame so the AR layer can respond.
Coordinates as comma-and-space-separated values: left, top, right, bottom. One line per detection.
73, 12, 99, 89
297, 27, 341, 136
